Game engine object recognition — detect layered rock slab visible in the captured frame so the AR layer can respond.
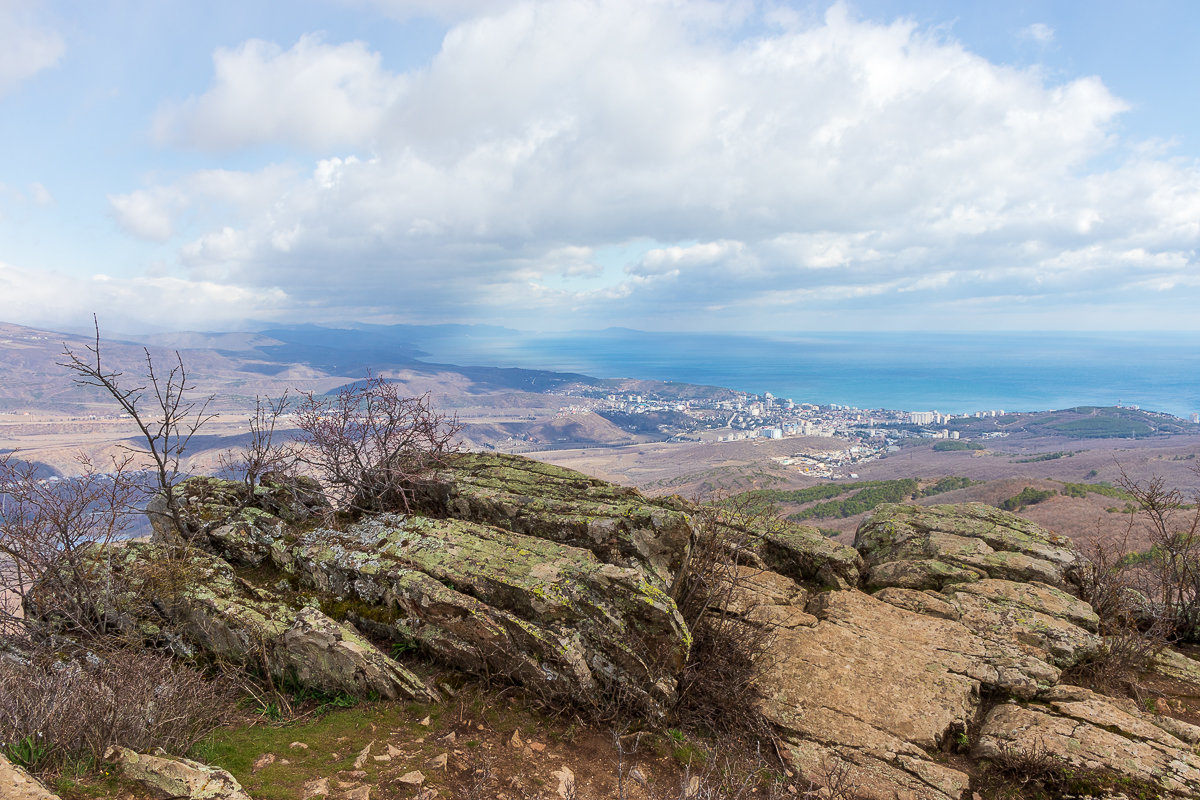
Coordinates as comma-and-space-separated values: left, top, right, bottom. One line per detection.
402, 453, 694, 589
856, 503, 1086, 592
262, 513, 690, 714
760, 589, 978, 800
60, 543, 436, 702
976, 685, 1200, 797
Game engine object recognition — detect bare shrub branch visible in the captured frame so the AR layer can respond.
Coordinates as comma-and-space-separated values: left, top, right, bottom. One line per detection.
0, 644, 233, 772
0, 453, 139, 641
1115, 463, 1200, 641
295, 374, 461, 517
58, 316, 215, 542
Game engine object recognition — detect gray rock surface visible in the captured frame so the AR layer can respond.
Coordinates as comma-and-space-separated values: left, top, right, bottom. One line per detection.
105, 745, 251, 800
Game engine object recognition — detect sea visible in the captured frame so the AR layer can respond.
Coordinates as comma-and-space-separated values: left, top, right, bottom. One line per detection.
411, 329, 1200, 419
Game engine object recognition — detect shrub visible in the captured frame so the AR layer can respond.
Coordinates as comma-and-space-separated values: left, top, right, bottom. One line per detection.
0, 645, 233, 772
670, 500, 777, 737
997, 486, 1056, 512
295, 375, 461, 517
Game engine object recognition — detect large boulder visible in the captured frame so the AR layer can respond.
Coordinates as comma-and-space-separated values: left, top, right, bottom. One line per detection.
747, 503, 1114, 800
38, 543, 436, 702
976, 685, 1200, 797
402, 453, 694, 591
755, 519, 863, 589
263, 513, 690, 715
855, 503, 1086, 592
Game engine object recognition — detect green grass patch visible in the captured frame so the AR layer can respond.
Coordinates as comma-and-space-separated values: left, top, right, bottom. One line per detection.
997, 487, 1057, 512
933, 440, 984, 451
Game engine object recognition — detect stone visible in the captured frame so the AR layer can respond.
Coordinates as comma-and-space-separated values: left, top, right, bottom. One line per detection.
552, 766, 576, 800
0, 752, 61, 800
266, 512, 689, 715
290, 741, 309, 750
251, 753, 276, 772
353, 742, 373, 770
401, 452, 694, 590
301, 778, 329, 799
342, 786, 370, 800
427, 752, 449, 770
856, 503, 1087, 592
49, 543, 437, 703
755, 519, 864, 589
105, 745, 251, 800
976, 686, 1200, 797
397, 771, 425, 786
510, 729, 523, 748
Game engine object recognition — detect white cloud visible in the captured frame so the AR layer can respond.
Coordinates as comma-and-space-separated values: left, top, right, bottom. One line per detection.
108, 188, 180, 241
0, 260, 288, 331
152, 34, 404, 152
26, 182, 54, 205
128, 0, 1199, 329
351, 0, 524, 22
1022, 23, 1055, 45
0, 1, 63, 98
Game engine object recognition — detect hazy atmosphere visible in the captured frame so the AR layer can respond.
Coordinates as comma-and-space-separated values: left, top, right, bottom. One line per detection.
2, 0, 1198, 332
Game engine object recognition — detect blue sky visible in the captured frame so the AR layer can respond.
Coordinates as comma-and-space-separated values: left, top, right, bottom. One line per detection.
1, 0, 1197, 333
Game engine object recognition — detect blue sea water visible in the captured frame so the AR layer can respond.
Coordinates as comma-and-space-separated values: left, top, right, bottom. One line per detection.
413, 329, 1200, 419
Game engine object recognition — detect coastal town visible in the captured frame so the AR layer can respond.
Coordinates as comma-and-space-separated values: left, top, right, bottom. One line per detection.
534, 386, 1016, 477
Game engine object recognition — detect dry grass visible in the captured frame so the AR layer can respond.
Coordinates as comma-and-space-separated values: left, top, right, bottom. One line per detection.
0, 643, 235, 773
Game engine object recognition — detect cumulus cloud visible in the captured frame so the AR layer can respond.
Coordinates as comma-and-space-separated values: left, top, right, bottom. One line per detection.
129, 0, 1199, 329
0, 1, 64, 98
152, 34, 404, 152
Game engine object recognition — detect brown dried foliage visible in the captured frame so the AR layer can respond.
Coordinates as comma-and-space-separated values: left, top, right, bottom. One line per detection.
295, 374, 461, 518
0, 644, 233, 772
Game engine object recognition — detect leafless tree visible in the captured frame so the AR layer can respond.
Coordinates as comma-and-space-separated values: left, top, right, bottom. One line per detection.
58, 316, 215, 542
1117, 464, 1200, 641
218, 391, 301, 493
0, 453, 138, 640
294, 374, 461, 517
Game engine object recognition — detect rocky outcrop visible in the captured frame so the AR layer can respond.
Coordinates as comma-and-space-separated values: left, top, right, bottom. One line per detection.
265, 513, 688, 714
105, 746, 251, 800
855, 503, 1086, 592
402, 453, 694, 590
753, 519, 863, 589
976, 685, 1200, 796
75, 543, 437, 702
752, 503, 1124, 800
142, 455, 694, 716
0, 753, 61, 800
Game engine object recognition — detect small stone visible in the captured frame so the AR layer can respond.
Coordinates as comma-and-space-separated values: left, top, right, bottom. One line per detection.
552, 766, 575, 800
427, 752, 448, 770
372, 754, 391, 763
398, 770, 426, 786
510, 729, 523, 748
419, 716, 431, 727
252, 753, 276, 772
301, 777, 329, 799
443, 732, 457, 744
529, 742, 546, 753
353, 741, 374, 769
387, 744, 403, 758
476, 723, 485, 731
344, 786, 371, 800
685, 775, 700, 799
417, 790, 438, 800
787, 787, 797, 796
347, 770, 367, 780
279, 759, 290, 766
290, 742, 309, 750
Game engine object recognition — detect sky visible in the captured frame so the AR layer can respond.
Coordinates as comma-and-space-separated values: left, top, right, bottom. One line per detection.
0, 0, 1198, 334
